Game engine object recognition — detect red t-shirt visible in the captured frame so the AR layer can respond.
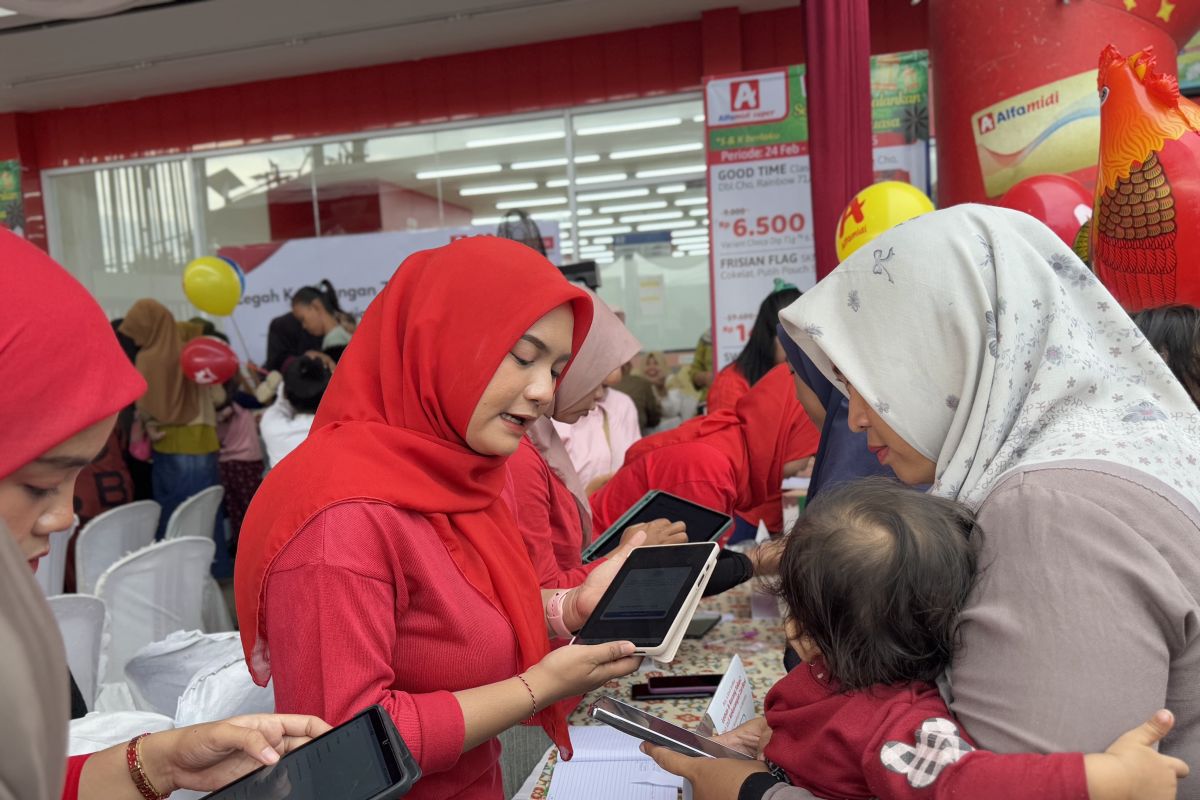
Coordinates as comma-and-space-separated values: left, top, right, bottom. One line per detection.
263, 501, 521, 799
504, 437, 605, 589
764, 662, 1087, 799
706, 363, 751, 415
60, 754, 89, 800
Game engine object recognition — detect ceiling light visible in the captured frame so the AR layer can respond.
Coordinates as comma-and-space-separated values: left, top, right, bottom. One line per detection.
467, 131, 565, 148
675, 196, 708, 206
0, 8, 17, 16
459, 182, 538, 196
576, 217, 616, 228
415, 164, 502, 180
673, 229, 709, 239
609, 142, 703, 160
472, 215, 503, 226
579, 225, 633, 237
656, 184, 687, 194
636, 164, 706, 179
638, 220, 697, 232
581, 246, 610, 254
495, 196, 566, 209
578, 188, 649, 202
599, 200, 667, 214
688, 208, 709, 217
676, 238, 710, 247
591, 236, 614, 245
620, 211, 684, 224
692, 113, 706, 123
576, 117, 682, 136
544, 172, 627, 188
511, 155, 600, 170
530, 209, 584, 221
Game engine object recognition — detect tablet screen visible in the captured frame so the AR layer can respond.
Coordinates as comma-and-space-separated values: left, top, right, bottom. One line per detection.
588, 492, 731, 561
202, 708, 402, 799
575, 543, 716, 646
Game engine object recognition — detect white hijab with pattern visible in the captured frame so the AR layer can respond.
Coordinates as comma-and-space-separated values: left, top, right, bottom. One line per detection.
779, 204, 1200, 510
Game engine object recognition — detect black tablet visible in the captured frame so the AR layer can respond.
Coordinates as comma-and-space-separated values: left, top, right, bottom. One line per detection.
200, 705, 419, 800
573, 542, 718, 656
582, 491, 733, 563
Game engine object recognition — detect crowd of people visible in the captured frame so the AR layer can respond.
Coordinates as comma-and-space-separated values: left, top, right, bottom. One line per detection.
3, 201, 1200, 800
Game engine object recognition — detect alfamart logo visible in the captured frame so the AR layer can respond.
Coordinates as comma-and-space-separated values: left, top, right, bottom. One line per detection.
976, 90, 1061, 135
707, 71, 789, 126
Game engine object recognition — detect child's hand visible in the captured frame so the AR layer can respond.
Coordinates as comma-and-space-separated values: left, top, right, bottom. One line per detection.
713, 716, 769, 759
1085, 709, 1189, 800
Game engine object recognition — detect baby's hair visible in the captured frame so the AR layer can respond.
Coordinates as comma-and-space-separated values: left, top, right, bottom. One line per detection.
284, 355, 332, 414
769, 478, 982, 691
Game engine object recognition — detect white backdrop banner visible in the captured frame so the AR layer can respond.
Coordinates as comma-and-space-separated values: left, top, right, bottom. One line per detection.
222, 225, 560, 363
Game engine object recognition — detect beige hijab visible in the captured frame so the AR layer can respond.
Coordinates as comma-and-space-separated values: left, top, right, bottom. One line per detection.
120, 299, 200, 425
0, 523, 69, 800
527, 289, 640, 542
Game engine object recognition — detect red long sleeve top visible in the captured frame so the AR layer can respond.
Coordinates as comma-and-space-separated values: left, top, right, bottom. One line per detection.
263, 500, 522, 799
763, 661, 1087, 799
504, 437, 605, 589
705, 363, 751, 414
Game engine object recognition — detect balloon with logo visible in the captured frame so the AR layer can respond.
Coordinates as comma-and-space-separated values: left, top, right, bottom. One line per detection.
835, 181, 936, 262
1087, 45, 1200, 311
183, 256, 242, 316
180, 336, 239, 385
998, 174, 1093, 247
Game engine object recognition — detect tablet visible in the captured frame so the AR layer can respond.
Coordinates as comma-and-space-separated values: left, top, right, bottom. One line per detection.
588, 695, 754, 760
573, 542, 719, 660
200, 705, 419, 800
583, 491, 733, 563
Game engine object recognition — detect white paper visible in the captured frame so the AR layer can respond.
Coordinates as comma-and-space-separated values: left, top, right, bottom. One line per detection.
701, 655, 756, 736
755, 519, 771, 545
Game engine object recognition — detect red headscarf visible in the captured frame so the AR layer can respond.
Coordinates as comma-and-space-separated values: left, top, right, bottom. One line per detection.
624, 363, 819, 526
0, 229, 145, 479
235, 237, 592, 754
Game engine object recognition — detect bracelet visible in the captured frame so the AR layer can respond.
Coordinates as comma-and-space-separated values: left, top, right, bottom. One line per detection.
126, 733, 167, 800
547, 590, 574, 639
516, 673, 539, 720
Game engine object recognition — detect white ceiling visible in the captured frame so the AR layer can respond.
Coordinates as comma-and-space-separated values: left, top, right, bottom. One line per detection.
0, 0, 795, 113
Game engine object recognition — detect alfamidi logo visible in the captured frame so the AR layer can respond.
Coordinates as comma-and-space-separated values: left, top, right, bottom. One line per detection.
976, 90, 1061, 135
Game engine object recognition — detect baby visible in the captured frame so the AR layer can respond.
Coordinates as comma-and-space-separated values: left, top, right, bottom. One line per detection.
739, 478, 1188, 800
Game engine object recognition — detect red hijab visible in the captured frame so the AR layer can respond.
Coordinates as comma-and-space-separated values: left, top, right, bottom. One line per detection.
235, 237, 592, 753
0, 229, 145, 480
624, 364, 819, 519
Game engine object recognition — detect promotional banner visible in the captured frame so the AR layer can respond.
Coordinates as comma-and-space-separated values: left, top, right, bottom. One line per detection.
221, 224, 559, 363
705, 51, 929, 368
0, 161, 23, 235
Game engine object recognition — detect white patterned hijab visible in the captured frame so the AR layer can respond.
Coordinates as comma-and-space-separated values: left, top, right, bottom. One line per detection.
779, 204, 1200, 510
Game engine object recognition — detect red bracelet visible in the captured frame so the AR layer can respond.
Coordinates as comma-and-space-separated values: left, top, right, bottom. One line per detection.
516, 673, 539, 720
126, 733, 167, 800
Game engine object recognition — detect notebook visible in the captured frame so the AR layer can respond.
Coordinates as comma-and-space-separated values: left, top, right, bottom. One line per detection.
547, 725, 691, 800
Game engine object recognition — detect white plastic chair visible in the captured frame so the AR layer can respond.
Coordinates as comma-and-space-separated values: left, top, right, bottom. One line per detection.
164, 486, 224, 540
95, 536, 214, 683
46, 594, 108, 713
74, 500, 161, 594
34, 515, 78, 596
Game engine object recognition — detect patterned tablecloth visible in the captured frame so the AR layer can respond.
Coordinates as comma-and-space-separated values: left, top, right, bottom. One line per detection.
519, 583, 787, 799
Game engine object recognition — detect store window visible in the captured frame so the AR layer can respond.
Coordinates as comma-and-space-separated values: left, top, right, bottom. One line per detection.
44, 94, 710, 350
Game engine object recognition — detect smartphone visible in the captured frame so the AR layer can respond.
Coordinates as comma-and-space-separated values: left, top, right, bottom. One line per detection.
630, 676, 720, 701
199, 705, 419, 800
588, 695, 753, 760
684, 611, 721, 639
648, 674, 723, 695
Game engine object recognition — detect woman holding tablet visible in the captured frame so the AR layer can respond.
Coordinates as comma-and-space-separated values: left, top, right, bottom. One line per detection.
235, 239, 645, 799
506, 288, 686, 589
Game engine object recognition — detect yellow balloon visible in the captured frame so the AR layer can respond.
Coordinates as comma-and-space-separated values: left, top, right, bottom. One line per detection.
183, 256, 242, 316
835, 181, 935, 262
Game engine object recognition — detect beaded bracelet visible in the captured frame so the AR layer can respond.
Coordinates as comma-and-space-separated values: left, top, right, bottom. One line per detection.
126, 733, 167, 800
516, 673, 539, 720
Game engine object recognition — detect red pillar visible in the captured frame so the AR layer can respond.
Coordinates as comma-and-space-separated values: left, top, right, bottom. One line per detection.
804, 0, 874, 279
930, 0, 1200, 206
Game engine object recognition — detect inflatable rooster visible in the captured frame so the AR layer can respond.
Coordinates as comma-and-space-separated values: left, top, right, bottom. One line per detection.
1088, 45, 1200, 311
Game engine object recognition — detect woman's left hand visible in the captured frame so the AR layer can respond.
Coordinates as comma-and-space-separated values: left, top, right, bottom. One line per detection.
142, 714, 331, 793
641, 743, 770, 800
563, 529, 648, 630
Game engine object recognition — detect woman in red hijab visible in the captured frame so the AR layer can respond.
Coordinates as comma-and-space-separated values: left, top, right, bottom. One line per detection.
0, 228, 329, 800
590, 363, 820, 535
235, 238, 645, 799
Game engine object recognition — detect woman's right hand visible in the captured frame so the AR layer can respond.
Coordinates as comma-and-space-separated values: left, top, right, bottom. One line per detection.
1085, 710, 1190, 800
525, 641, 642, 704
621, 517, 687, 548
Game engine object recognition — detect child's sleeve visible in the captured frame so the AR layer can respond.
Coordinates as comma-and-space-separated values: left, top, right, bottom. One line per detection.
861, 701, 1088, 800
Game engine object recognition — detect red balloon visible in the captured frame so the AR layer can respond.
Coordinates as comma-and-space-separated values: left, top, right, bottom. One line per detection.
181, 336, 238, 385
997, 174, 1093, 246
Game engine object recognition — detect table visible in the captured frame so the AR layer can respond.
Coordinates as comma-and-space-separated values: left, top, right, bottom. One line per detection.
518, 582, 787, 799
